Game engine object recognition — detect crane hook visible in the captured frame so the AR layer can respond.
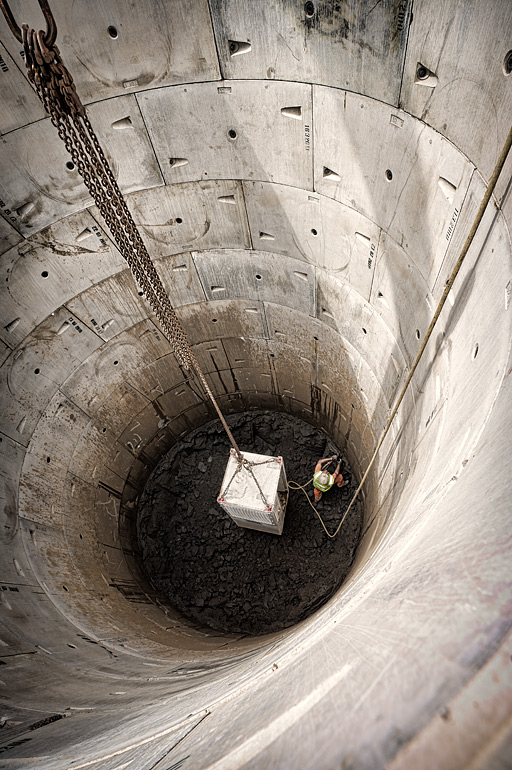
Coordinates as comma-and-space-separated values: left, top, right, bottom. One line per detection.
0, 0, 57, 47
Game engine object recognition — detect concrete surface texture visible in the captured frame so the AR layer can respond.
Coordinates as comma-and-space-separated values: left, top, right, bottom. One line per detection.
0, 1, 511, 768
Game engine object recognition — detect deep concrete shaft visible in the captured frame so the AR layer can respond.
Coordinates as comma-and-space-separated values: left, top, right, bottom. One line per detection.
0, 1, 511, 769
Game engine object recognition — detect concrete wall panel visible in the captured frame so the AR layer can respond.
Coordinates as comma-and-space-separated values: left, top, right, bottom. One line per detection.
0, 211, 22, 256
152, 252, 207, 308
264, 302, 324, 360
208, 0, 411, 104
270, 341, 314, 407
0, 101, 162, 235
110, 181, 250, 260
370, 231, 434, 363
0, 0, 220, 104
244, 181, 379, 299
0, 41, 46, 134
68, 426, 130, 493
0, 116, 91, 234
315, 272, 406, 401
400, 0, 512, 180
18, 393, 89, 526
178, 299, 267, 346
86, 94, 164, 193
433, 172, 512, 301
313, 87, 475, 286
0, 214, 124, 348
191, 340, 230, 375
87, 382, 149, 438
118, 402, 164, 459
222, 336, 271, 371
138, 80, 313, 189
156, 383, 203, 422
0, 307, 102, 444
64, 270, 148, 343
193, 248, 316, 315
0, 432, 25, 549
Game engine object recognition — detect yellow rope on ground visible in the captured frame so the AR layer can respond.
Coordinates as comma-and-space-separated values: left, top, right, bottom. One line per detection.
288, 478, 353, 539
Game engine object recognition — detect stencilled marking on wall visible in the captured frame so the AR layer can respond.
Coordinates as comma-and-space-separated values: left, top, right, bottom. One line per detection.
0, 738, 31, 754
396, 1, 408, 31
445, 208, 459, 241
304, 124, 310, 151
109, 579, 151, 604
0, 198, 18, 224
0, 55, 9, 73
91, 224, 108, 247
368, 242, 376, 269
67, 317, 83, 334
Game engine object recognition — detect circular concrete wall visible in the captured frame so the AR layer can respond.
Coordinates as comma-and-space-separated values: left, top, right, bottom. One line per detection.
0, 2, 511, 768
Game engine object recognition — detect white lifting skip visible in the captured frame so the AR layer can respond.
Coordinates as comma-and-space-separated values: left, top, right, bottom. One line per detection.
217, 450, 289, 535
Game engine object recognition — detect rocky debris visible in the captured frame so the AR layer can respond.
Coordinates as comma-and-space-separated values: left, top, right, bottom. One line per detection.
137, 410, 363, 636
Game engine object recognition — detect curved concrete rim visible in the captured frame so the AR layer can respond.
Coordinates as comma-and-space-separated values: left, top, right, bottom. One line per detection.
0, 2, 511, 768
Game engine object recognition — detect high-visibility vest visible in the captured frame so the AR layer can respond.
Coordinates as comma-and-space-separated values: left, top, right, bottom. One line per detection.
313, 471, 334, 492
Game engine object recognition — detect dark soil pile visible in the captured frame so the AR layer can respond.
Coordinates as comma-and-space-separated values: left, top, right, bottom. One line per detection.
137, 410, 363, 635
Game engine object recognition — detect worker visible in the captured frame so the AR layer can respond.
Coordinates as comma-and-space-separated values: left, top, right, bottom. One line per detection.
312, 456, 346, 502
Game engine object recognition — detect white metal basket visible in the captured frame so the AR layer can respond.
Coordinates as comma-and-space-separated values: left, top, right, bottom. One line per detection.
217, 449, 289, 535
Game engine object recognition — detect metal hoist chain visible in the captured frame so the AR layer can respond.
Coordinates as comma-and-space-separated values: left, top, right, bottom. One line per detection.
16, 18, 243, 459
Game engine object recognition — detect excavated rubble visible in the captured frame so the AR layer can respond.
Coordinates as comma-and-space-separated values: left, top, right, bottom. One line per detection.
137, 410, 363, 635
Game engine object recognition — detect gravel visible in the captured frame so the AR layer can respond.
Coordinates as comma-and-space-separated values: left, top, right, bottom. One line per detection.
137, 410, 363, 636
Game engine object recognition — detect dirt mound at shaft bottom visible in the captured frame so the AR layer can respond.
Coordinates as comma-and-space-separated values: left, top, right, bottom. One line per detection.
137, 410, 363, 635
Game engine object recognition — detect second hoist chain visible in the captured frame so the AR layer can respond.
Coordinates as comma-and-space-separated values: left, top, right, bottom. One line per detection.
19, 21, 243, 460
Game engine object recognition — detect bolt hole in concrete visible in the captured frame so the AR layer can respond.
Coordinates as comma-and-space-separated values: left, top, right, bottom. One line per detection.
136, 411, 363, 635
504, 50, 512, 75
304, 1, 315, 18
66, 161, 75, 170
34, 368, 40, 374
255, 274, 262, 280
108, 25, 118, 39
176, 217, 183, 224
386, 169, 393, 181
416, 329, 421, 339
311, 228, 318, 235
228, 129, 237, 139
41, 270, 48, 278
